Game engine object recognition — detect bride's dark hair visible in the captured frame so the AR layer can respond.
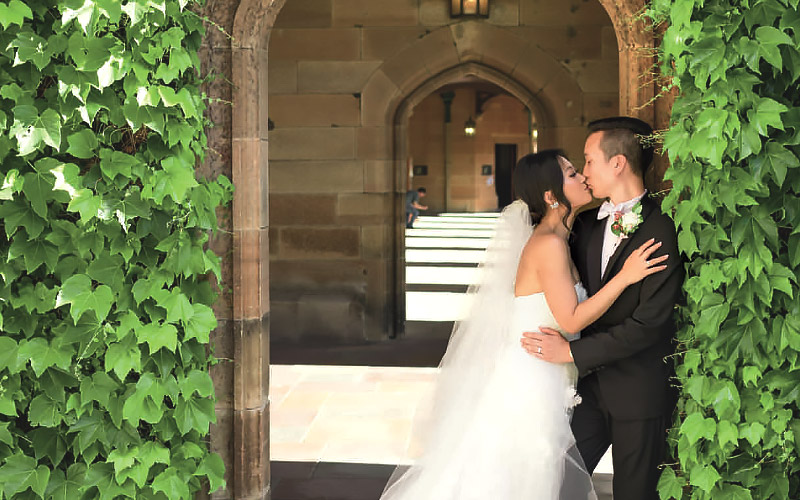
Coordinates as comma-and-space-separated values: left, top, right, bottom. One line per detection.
513, 149, 572, 227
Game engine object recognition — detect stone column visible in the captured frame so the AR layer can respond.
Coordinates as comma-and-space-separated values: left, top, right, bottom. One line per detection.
441, 91, 455, 211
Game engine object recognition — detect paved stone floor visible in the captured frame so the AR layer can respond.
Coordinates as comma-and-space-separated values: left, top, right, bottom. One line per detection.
270, 213, 613, 499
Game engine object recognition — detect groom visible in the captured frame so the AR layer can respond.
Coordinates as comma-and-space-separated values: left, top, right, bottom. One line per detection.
522, 117, 684, 500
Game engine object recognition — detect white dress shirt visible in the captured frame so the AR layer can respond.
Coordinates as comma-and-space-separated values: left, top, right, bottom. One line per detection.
598, 191, 647, 278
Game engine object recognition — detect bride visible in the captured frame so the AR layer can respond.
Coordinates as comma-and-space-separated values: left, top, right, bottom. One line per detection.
380, 150, 668, 500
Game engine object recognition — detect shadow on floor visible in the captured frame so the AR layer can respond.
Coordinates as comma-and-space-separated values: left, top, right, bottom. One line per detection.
271, 322, 453, 368
271, 461, 613, 500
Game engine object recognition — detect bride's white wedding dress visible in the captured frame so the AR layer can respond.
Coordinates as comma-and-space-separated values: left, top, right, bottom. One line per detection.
381, 201, 596, 500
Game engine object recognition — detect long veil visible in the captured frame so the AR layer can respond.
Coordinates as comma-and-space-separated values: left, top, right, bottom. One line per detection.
381, 199, 596, 500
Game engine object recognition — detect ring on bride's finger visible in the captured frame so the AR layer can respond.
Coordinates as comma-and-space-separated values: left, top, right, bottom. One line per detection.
537, 346, 542, 354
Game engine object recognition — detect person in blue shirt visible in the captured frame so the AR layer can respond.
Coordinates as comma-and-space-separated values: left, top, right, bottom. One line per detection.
405, 187, 428, 228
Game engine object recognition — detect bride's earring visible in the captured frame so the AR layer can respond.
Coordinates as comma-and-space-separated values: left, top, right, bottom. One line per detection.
550, 201, 559, 209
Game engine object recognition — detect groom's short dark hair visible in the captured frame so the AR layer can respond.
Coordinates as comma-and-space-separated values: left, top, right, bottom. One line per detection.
587, 117, 654, 177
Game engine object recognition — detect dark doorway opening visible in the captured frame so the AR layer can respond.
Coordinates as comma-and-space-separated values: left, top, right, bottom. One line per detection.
494, 143, 517, 209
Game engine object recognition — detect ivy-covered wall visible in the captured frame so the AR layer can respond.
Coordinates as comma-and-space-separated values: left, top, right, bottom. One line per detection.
650, 0, 800, 498
0, 0, 230, 498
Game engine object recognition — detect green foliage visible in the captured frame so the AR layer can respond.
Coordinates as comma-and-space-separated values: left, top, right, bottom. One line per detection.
647, 0, 800, 498
0, 0, 232, 498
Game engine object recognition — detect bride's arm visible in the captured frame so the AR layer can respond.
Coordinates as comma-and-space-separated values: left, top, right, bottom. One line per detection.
536, 235, 667, 334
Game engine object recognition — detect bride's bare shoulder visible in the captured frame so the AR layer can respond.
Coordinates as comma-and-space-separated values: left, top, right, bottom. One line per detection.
520, 230, 567, 262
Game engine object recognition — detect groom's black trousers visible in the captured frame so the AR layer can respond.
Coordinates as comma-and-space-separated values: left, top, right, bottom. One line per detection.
571, 374, 670, 500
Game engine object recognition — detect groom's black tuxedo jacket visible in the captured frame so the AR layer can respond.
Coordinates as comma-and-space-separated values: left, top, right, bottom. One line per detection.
569, 195, 684, 419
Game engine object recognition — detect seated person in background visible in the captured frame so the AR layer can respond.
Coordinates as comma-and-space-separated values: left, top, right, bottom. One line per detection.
406, 187, 428, 228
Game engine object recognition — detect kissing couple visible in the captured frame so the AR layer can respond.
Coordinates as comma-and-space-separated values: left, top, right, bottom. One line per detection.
380, 117, 684, 500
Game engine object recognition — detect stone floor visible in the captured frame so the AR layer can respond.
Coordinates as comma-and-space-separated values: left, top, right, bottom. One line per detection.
270, 213, 613, 499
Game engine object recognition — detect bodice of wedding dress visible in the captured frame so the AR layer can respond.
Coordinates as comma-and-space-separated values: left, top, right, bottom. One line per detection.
511, 282, 589, 343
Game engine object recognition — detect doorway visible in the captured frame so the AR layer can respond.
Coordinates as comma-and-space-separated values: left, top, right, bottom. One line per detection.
494, 143, 517, 209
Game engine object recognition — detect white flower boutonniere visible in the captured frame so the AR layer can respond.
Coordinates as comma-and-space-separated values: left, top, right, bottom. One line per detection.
610, 201, 643, 239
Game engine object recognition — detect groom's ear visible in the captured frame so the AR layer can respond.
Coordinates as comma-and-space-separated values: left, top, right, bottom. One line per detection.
611, 154, 629, 174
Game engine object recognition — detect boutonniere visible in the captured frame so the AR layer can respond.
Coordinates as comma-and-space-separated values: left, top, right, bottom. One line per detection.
610, 201, 643, 239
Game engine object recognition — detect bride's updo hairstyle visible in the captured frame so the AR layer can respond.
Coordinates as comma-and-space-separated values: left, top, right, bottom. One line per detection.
513, 149, 571, 227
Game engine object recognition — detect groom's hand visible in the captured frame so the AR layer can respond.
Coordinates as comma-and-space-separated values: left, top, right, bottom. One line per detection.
521, 328, 573, 363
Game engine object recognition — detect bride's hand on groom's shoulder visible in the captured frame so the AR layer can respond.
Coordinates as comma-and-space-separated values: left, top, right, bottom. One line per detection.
520, 329, 572, 363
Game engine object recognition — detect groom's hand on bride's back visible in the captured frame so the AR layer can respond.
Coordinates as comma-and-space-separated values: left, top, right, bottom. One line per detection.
520, 329, 573, 363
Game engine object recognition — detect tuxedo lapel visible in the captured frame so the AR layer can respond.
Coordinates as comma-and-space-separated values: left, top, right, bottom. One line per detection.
586, 215, 605, 294
601, 196, 658, 284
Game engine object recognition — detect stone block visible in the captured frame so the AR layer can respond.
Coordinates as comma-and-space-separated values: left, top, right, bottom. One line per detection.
418, 27, 460, 75
563, 59, 619, 94
356, 126, 391, 161
361, 224, 390, 259
332, 0, 418, 27
583, 92, 619, 124
602, 25, 620, 60
419, 0, 450, 26
279, 227, 361, 259
233, 405, 270, 499
511, 25, 604, 60
269, 28, 360, 60
488, 0, 520, 26
508, 43, 564, 93
379, 42, 433, 94
233, 48, 267, 139
269, 300, 298, 342
471, 26, 528, 74
553, 126, 590, 167
274, 0, 333, 28
233, 139, 267, 229
364, 160, 394, 193
521, 0, 612, 27
211, 357, 234, 408
233, 228, 268, 319
269, 127, 355, 160
538, 70, 584, 127
270, 160, 363, 193
233, 317, 269, 410
271, 259, 368, 291
297, 293, 366, 342
297, 61, 382, 93
269, 94, 360, 128
362, 27, 429, 60
268, 59, 297, 95
337, 193, 389, 216
361, 69, 401, 127
271, 194, 338, 225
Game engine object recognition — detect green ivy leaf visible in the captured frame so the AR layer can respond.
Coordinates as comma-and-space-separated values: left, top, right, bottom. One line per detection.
79, 372, 119, 408
17, 338, 73, 377
136, 322, 178, 353
747, 97, 787, 136
184, 303, 216, 343
180, 369, 214, 398
66, 129, 99, 159
44, 464, 86, 500
56, 274, 114, 322
28, 394, 62, 427
0, 0, 33, 29
162, 289, 193, 324
152, 468, 191, 500
0, 453, 51, 499
173, 396, 215, 435
105, 335, 142, 380
657, 467, 685, 500
195, 453, 226, 493
11, 105, 62, 155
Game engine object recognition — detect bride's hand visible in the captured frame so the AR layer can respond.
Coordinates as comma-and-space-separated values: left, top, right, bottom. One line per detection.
619, 238, 668, 285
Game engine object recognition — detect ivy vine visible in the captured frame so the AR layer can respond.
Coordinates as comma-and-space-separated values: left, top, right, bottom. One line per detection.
0, 0, 231, 498
647, 0, 800, 498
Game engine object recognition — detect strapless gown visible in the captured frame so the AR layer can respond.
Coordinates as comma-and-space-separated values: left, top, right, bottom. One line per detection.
381, 284, 595, 500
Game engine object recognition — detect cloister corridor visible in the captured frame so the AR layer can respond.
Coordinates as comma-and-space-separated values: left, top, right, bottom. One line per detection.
268, 213, 613, 499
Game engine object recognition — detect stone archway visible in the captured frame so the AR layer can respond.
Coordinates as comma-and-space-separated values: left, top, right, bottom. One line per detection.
205, 0, 666, 497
